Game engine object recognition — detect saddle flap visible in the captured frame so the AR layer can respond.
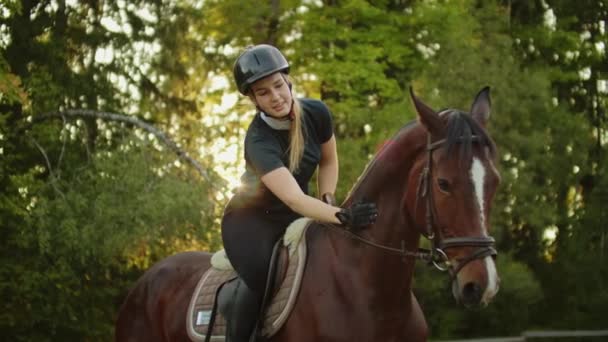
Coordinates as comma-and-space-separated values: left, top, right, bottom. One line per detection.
186, 218, 311, 341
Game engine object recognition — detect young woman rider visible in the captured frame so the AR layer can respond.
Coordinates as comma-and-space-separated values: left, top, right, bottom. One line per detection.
220, 44, 378, 342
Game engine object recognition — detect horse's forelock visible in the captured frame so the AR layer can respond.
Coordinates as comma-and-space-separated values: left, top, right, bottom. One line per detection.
444, 110, 496, 162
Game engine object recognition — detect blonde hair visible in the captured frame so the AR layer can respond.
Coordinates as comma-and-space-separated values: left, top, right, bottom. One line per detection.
288, 98, 305, 173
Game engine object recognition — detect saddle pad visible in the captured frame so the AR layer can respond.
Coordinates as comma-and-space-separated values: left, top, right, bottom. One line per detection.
186, 221, 310, 342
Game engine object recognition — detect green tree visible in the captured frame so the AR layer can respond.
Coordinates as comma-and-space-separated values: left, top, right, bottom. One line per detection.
0, 0, 226, 339
400, 1, 554, 338
505, 0, 608, 329
1, 0, 606, 339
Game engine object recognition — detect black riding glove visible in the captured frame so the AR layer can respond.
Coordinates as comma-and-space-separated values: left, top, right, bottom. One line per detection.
335, 201, 378, 230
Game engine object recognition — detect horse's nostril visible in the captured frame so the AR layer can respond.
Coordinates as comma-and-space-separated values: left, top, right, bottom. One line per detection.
462, 282, 482, 306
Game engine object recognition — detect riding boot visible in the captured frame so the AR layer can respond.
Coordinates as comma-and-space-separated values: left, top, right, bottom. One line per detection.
225, 279, 263, 342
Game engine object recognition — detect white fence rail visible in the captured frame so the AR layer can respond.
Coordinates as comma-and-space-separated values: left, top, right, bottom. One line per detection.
435, 330, 608, 342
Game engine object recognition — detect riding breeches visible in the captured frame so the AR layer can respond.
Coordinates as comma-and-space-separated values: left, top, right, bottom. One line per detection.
221, 206, 297, 294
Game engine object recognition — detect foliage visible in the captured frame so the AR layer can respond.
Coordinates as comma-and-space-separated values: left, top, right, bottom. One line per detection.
1, 0, 225, 339
415, 254, 542, 338
502, 0, 608, 331
0, 56, 28, 106
1, 122, 219, 340
0, 0, 606, 340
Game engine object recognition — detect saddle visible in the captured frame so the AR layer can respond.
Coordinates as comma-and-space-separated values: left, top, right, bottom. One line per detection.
186, 218, 311, 342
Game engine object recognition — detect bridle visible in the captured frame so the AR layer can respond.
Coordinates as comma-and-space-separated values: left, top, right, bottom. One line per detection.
325, 133, 497, 278
416, 134, 497, 276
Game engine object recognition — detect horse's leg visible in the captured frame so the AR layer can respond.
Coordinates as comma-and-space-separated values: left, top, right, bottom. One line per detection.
403, 292, 428, 342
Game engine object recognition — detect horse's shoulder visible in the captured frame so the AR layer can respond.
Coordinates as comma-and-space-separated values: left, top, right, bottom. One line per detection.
303, 221, 328, 244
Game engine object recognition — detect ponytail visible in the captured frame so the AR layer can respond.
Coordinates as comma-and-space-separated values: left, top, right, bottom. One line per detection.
288, 98, 305, 173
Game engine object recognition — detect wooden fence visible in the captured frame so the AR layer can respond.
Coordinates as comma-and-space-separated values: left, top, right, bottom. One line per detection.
435, 330, 608, 341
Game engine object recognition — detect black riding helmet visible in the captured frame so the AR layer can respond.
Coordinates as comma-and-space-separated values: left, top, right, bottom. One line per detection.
233, 44, 290, 95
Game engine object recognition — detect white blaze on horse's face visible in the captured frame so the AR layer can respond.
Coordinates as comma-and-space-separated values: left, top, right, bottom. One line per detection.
468, 157, 499, 305
470, 158, 486, 228
482, 255, 499, 304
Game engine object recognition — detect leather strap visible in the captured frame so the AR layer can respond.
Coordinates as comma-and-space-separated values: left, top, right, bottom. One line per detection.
204, 279, 232, 342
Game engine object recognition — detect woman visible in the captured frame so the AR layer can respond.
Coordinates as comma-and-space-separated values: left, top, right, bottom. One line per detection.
221, 44, 378, 342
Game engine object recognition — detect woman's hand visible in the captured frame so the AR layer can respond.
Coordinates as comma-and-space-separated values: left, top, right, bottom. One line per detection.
335, 201, 378, 230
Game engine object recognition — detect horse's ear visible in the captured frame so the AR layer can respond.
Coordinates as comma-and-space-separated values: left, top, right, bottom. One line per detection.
470, 86, 491, 127
409, 87, 444, 136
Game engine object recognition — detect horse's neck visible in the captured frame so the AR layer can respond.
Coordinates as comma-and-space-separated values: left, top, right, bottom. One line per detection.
345, 126, 426, 242
358, 176, 421, 285
336, 127, 427, 288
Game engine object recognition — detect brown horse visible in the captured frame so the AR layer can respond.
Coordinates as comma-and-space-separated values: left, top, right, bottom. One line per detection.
115, 87, 501, 341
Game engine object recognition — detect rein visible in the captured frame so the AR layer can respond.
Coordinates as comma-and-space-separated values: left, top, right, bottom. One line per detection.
320, 222, 444, 264
328, 134, 497, 277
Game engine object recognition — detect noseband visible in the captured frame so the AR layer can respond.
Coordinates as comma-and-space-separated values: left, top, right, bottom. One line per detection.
417, 134, 497, 276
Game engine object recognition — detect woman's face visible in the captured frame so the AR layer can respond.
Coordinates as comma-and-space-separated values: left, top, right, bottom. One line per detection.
250, 73, 292, 118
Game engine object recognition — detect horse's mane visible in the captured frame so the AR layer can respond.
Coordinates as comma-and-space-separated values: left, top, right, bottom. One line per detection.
344, 110, 496, 202
344, 120, 418, 201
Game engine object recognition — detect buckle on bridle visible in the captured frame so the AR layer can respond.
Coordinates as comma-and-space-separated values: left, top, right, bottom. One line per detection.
430, 248, 450, 272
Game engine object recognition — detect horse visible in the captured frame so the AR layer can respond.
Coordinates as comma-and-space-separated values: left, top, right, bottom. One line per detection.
115, 87, 501, 341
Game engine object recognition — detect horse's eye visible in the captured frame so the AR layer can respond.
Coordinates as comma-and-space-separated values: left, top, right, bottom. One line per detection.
437, 178, 451, 193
